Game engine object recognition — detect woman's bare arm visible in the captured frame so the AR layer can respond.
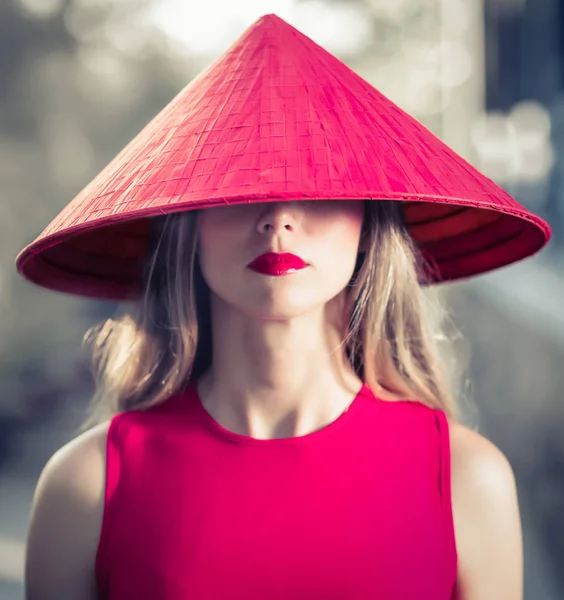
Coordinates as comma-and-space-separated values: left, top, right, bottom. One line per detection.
25, 422, 110, 600
450, 422, 524, 600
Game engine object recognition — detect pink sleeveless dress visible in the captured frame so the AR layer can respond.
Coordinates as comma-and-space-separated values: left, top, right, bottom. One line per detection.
95, 381, 458, 599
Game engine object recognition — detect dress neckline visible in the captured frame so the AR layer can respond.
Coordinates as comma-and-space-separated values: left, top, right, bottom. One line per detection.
188, 380, 372, 446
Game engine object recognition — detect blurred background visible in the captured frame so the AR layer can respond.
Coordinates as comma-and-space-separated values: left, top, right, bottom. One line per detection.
0, 0, 562, 597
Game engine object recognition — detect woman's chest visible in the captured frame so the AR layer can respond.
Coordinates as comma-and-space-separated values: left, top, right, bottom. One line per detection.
103, 464, 455, 599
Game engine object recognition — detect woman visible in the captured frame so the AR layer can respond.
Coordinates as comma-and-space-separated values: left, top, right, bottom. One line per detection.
18, 14, 549, 600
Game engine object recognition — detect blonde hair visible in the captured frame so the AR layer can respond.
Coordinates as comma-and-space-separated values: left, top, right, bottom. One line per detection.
81, 200, 468, 429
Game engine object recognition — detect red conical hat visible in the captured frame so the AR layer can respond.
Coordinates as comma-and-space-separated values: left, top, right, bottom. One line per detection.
16, 14, 550, 300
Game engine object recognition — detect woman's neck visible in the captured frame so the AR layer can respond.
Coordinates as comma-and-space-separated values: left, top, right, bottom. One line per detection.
197, 294, 362, 440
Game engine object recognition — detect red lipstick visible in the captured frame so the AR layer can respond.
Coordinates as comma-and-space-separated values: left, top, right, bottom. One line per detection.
247, 252, 308, 276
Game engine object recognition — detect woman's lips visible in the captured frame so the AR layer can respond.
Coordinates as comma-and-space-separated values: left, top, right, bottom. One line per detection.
247, 252, 308, 275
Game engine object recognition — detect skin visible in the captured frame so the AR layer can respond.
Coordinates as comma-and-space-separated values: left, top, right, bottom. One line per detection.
25, 201, 524, 599
195, 199, 368, 439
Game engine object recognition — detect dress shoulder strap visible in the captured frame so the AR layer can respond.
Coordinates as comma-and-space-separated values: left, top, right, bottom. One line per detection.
435, 410, 453, 514
435, 409, 457, 577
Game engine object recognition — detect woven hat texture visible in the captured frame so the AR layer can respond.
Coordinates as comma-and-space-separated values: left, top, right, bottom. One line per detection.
16, 13, 551, 299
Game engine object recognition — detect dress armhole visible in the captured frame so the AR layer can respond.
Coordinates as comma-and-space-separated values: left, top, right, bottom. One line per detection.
435, 410, 458, 573
95, 413, 125, 596
435, 410, 453, 514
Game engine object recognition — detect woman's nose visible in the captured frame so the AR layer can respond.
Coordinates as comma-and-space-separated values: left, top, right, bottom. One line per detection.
256, 202, 299, 234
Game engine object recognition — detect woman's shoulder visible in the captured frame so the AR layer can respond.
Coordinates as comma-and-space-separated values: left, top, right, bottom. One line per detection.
447, 421, 523, 598
25, 421, 112, 599
448, 420, 519, 525
447, 421, 516, 488
38, 420, 111, 497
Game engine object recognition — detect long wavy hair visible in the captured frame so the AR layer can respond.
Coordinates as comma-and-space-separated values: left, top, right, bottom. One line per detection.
80, 200, 470, 430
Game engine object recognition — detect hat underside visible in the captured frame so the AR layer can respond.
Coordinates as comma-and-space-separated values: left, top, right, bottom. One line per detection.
19, 197, 546, 300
